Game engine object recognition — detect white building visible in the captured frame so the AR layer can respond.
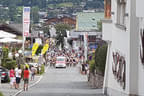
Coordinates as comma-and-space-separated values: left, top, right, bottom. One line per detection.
102, 0, 144, 96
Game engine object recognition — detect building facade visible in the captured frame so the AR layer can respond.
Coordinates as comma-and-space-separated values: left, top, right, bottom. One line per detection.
102, 0, 144, 96
45, 17, 76, 28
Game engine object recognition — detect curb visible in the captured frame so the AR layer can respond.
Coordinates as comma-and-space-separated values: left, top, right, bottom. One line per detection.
12, 66, 49, 96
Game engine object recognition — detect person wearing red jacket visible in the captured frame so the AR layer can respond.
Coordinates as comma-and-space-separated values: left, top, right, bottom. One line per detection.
9, 67, 16, 88
23, 67, 29, 91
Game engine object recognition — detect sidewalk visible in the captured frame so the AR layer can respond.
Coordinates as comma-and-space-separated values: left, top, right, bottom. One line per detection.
0, 75, 41, 96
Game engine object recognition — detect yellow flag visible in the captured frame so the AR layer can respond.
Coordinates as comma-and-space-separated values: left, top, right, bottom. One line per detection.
41, 44, 49, 55
32, 43, 39, 56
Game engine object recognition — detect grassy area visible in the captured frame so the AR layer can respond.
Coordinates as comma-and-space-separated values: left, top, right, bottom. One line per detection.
0, 92, 3, 96
58, 2, 73, 7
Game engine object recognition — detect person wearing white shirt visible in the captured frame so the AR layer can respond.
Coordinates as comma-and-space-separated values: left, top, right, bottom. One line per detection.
15, 66, 22, 89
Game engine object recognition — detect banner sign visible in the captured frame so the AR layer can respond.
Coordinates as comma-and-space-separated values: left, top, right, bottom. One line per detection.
32, 43, 39, 56
23, 7, 30, 37
41, 44, 49, 55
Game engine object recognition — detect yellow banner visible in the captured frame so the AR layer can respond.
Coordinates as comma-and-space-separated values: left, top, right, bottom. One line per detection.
41, 44, 49, 55
32, 43, 39, 56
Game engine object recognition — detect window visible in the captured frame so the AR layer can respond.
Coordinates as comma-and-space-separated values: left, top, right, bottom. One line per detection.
117, 0, 126, 25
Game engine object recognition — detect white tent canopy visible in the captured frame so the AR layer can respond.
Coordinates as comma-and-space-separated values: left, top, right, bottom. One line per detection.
0, 30, 16, 38
0, 38, 22, 43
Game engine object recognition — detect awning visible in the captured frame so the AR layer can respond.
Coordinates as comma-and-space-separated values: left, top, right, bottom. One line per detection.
0, 30, 16, 38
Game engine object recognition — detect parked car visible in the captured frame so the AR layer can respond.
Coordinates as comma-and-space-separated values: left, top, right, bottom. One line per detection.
55, 56, 66, 68
0, 67, 9, 83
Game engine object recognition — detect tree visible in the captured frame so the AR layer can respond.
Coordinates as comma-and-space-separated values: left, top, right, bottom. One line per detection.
42, 25, 50, 37
55, 24, 71, 49
97, 21, 102, 32
8, 4, 17, 22
31, 6, 39, 24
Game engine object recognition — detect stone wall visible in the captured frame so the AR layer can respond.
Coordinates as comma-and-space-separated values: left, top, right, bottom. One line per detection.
88, 72, 104, 89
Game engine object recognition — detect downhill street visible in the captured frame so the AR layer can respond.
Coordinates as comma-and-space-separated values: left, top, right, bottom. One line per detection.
19, 66, 104, 96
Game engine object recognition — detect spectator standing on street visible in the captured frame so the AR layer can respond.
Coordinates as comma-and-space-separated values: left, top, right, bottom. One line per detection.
84, 63, 89, 74
23, 67, 29, 91
30, 66, 36, 80
9, 67, 16, 88
15, 65, 22, 89
81, 63, 85, 74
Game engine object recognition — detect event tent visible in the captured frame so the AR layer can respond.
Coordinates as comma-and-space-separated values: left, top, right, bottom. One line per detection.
0, 37, 22, 43
0, 30, 16, 38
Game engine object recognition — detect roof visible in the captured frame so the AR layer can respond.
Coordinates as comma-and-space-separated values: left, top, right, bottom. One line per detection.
76, 12, 104, 31
0, 24, 22, 36
69, 30, 102, 38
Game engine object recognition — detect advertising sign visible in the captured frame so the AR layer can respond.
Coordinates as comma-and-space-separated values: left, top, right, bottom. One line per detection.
32, 43, 39, 56
41, 44, 49, 55
23, 7, 30, 37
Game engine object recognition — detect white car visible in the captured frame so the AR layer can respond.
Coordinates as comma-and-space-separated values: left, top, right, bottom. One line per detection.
55, 56, 66, 68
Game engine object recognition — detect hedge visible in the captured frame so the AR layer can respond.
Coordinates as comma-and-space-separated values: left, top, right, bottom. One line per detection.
40, 64, 45, 75
89, 44, 108, 76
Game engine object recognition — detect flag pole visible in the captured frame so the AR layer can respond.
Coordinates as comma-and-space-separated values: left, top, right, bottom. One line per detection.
22, 6, 25, 54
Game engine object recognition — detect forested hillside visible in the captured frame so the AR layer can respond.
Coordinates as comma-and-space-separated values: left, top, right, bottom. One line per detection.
0, 0, 104, 23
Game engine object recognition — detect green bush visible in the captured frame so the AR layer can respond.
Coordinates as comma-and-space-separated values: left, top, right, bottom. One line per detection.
88, 44, 108, 76
95, 45, 108, 75
89, 58, 95, 73
2, 58, 16, 70
0, 92, 3, 96
40, 64, 45, 75
2, 47, 9, 58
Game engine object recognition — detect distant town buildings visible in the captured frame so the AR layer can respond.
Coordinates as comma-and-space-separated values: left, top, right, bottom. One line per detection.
76, 12, 104, 31
45, 16, 76, 28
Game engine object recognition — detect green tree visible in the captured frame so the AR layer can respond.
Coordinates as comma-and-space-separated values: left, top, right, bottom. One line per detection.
55, 24, 71, 49
8, 4, 17, 22
31, 6, 39, 24
97, 21, 102, 32
42, 25, 50, 37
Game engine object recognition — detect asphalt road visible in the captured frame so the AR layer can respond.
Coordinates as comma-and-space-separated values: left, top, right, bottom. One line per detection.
19, 66, 104, 96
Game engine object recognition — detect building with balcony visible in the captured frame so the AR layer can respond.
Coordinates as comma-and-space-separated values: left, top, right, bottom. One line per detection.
102, 0, 144, 96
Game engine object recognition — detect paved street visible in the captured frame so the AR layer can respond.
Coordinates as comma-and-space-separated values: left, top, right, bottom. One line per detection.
19, 66, 104, 96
